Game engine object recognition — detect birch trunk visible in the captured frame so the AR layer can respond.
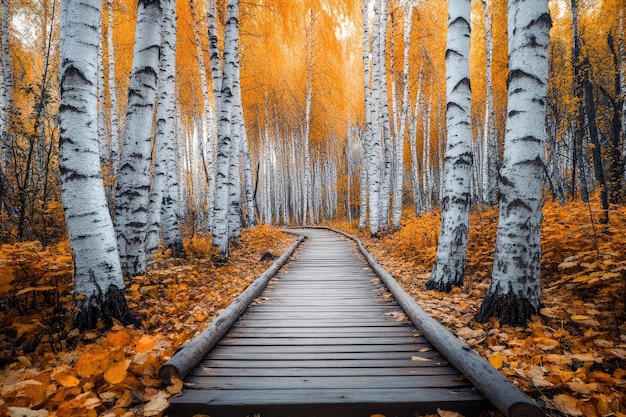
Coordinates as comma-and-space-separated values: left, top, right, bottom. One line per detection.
1, 0, 13, 170
476, 0, 550, 326
367, 0, 382, 236
378, 0, 392, 231
212, 0, 238, 256
59, 0, 136, 329
481, 0, 498, 205
207, 0, 221, 113
427, 0, 472, 291
114, 0, 161, 276
106, 0, 120, 170
147, 0, 183, 257
189, 0, 216, 231
391, 2, 413, 229
409, 85, 422, 216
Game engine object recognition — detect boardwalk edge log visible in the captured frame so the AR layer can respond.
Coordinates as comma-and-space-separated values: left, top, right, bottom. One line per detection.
159, 234, 306, 384
322, 227, 545, 417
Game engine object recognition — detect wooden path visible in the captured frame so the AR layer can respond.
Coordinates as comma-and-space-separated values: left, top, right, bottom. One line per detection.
163, 229, 543, 417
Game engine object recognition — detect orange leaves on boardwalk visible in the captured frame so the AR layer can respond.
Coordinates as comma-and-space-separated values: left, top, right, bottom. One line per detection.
0, 225, 293, 417
338, 200, 626, 417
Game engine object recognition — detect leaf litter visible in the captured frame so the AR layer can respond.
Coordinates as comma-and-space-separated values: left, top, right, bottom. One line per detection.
0, 224, 292, 417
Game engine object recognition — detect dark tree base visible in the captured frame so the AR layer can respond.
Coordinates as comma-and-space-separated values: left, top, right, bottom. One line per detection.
73, 284, 140, 331
168, 239, 186, 259
425, 276, 463, 292
475, 290, 542, 327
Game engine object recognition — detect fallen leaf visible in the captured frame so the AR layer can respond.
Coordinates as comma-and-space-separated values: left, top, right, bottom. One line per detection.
7, 408, 49, 417
489, 352, 503, 370
552, 393, 583, 416
136, 334, 157, 352
104, 359, 129, 384
143, 391, 170, 416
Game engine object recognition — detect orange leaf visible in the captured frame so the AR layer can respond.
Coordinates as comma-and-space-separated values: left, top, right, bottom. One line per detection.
104, 359, 129, 384
488, 352, 503, 370
106, 330, 132, 349
52, 367, 80, 388
75, 352, 108, 377
135, 334, 156, 352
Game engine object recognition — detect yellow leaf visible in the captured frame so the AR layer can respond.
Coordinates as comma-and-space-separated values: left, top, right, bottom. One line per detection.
52, 367, 80, 388
489, 352, 503, 370
571, 315, 591, 321
411, 356, 429, 362
136, 334, 157, 352
104, 359, 129, 384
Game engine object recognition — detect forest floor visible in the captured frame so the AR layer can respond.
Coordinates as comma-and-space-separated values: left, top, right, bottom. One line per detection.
0, 201, 624, 417
330, 199, 626, 417
0, 224, 294, 417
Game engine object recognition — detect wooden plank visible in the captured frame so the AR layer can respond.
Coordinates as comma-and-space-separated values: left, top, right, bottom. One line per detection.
167, 387, 487, 417
190, 366, 461, 378
225, 328, 416, 337
216, 336, 422, 346
185, 375, 473, 390
205, 343, 425, 354
203, 351, 440, 361
197, 359, 450, 368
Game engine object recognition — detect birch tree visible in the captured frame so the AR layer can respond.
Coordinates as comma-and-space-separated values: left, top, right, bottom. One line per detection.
147, 0, 184, 257
58, 0, 136, 329
476, 0, 550, 326
212, 0, 238, 256
391, 1, 414, 229
189, 0, 215, 231
481, 0, 498, 205
366, 0, 383, 236
1, 0, 13, 170
106, 0, 120, 170
114, 0, 161, 276
426, 0, 473, 291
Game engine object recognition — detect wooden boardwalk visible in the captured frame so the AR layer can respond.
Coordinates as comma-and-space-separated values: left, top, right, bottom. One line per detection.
166, 229, 488, 417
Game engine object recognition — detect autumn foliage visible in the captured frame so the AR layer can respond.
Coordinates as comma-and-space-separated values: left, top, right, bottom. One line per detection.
0, 225, 293, 417
333, 199, 626, 416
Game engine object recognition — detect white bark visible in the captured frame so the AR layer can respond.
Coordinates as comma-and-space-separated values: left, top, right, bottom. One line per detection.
392, 3, 413, 229
358, 127, 368, 229
427, 0, 472, 291
367, 0, 382, 236
1, 0, 12, 170
409, 82, 422, 216
106, 0, 120, 170
378, 0, 392, 231
114, 0, 161, 276
207, 0, 222, 114
189, 0, 216, 231
477, 0, 550, 326
59, 0, 135, 328
147, 0, 182, 257
481, 0, 498, 205
212, 0, 238, 256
